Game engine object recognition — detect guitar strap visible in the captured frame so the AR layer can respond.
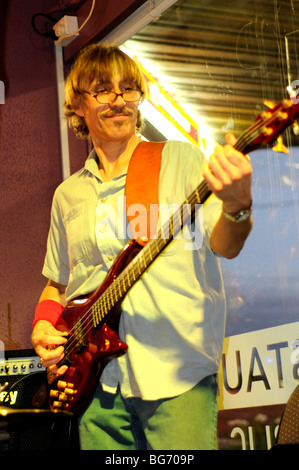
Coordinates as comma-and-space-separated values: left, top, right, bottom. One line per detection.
125, 141, 166, 246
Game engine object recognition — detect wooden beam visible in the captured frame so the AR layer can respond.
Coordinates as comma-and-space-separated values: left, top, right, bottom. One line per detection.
64, 0, 148, 62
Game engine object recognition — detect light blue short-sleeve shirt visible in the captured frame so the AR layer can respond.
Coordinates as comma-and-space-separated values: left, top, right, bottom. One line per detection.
42, 140, 225, 400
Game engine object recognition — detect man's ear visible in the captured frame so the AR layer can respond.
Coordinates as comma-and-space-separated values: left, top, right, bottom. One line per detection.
71, 95, 85, 117
73, 105, 84, 117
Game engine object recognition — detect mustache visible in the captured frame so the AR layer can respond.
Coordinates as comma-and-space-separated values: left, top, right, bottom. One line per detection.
103, 108, 134, 118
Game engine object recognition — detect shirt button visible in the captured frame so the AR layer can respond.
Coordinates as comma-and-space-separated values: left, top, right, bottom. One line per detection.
108, 255, 113, 261
101, 197, 106, 203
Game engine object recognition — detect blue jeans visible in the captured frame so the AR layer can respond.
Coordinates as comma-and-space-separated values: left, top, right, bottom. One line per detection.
79, 374, 218, 450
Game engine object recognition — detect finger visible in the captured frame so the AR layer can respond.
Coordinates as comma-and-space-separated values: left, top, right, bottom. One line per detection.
212, 145, 251, 181
202, 163, 226, 192
225, 132, 237, 146
225, 133, 251, 165
48, 363, 68, 376
35, 327, 68, 347
44, 344, 65, 362
208, 148, 236, 185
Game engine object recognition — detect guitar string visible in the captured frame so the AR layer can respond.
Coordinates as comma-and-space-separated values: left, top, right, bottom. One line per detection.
55, 106, 286, 367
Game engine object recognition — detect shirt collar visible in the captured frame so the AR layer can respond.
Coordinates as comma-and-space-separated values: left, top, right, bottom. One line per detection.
83, 148, 128, 182
83, 148, 101, 179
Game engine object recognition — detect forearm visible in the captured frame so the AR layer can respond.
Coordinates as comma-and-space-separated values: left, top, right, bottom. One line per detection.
38, 279, 67, 306
32, 280, 67, 329
32, 280, 68, 370
210, 210, 253, 259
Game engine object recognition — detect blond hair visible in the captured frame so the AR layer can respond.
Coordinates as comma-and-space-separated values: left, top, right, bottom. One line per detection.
64, 44, 147, 139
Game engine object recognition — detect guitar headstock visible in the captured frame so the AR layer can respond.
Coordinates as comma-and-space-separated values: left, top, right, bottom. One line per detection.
236, 98, 299, 155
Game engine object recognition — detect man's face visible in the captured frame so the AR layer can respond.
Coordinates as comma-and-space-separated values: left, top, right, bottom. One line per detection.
75, 69, 140, 145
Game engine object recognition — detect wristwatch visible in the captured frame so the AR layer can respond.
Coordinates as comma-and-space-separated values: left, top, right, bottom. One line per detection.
222, 205, 252, 223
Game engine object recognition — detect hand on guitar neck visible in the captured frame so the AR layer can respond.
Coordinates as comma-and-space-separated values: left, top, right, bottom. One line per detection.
202, 132, 252, 215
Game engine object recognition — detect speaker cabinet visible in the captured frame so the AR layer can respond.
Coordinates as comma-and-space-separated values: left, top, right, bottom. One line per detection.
0, 349, 79, 450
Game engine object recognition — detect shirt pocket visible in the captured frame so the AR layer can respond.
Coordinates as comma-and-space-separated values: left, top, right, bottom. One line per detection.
63, 203, 88, 268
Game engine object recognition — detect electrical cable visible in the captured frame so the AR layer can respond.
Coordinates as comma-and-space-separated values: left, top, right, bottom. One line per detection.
31, 13, 59, 40
31, 0, 89, 42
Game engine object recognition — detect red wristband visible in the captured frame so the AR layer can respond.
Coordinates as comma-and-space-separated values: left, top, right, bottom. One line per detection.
32, 300, 64, 329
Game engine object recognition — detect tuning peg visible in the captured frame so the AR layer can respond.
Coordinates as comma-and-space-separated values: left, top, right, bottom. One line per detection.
286, 85, 299, 104
264, 100, 276, 109
293, 120, 299, 135
272, 135, 289, 154
287, 86, 296, 99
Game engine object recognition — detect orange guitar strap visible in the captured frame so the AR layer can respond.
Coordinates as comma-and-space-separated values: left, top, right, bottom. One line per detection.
125, 141, 166, 246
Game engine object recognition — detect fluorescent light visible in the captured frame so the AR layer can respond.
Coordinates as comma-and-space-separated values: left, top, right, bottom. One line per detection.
158, 93, 191, 133
102, 0, 179, 45
140, 100, 190, 142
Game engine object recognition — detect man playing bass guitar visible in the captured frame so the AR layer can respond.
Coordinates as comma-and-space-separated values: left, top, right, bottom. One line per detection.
31, 44, 252, 450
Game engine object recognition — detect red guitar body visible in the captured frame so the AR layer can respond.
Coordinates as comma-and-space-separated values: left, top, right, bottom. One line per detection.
47, 239, 142, 415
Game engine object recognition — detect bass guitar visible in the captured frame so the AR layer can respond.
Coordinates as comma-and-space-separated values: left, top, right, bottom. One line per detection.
46, 97, 299, 415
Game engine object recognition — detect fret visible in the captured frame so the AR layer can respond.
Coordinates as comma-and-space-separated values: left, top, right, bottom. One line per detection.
92, 304, 98, 328
141, 251, 147, 270
136, 254, 144, 277
99, 303, 104, 321
111, 285, 116, 304
92, 301, 101, 327
117, 278, 122, 298
126, 269, 132, 288
131, 265, 136, 281
106, 290, 111, 310
102, 299, 108, 316
154, 238, 161, 256
121, 274, 126, 293
111, 282, 118, 304
147, 244, 153, 261
184, 203, 191, 216
169, 215, 174, 238
160, 224, 167, 240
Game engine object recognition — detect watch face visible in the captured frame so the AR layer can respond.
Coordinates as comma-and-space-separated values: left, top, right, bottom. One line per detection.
223, 207, 252, 222
235, 210, 251, 221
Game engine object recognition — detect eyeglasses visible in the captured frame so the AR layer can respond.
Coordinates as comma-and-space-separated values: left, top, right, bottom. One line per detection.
84, 89, 143, 104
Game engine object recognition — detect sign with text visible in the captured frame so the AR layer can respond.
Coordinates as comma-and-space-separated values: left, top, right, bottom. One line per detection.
218, 322, 299, 410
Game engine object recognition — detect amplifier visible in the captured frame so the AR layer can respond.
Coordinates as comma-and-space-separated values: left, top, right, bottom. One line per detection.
0, 350, 44, 376
0, 349, 78, 450
0, 349, 45, 409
